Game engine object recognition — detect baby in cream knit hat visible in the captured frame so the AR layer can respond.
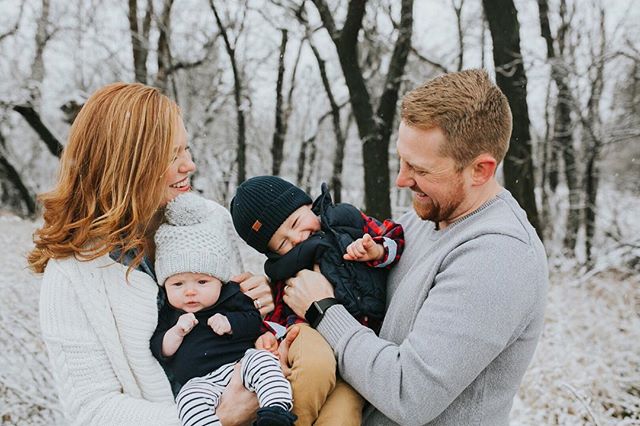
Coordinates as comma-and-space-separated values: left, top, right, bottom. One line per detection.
150, 192, 296, 426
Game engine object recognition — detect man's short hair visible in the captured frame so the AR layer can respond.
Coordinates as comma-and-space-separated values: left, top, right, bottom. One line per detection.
401, 69, 512, 170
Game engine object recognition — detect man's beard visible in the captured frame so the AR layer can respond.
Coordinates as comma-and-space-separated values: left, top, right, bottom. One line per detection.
412, 177, 465, 224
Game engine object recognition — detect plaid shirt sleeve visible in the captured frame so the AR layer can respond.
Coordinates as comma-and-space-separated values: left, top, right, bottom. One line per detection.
360, 212, 405, 268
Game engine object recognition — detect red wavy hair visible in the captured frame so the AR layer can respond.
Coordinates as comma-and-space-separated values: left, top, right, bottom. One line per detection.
28, 82, 180, 274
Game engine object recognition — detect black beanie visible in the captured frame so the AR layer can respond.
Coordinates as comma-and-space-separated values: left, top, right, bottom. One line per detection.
230, 176, 313, 253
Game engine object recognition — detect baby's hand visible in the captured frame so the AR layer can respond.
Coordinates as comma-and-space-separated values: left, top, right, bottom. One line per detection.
176, 313, 198, 336
343, 233, 384, 262
208, 314, 232, 335
255, 332, 279, 357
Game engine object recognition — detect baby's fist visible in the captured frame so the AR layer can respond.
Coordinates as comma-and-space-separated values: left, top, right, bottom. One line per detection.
255, 332, 279, 357
208, 314, 232, 335
176, 313, 198, 336
344, 233, 384, 262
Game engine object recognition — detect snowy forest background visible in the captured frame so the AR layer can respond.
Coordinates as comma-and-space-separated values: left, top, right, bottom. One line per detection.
1, 0, 639, 424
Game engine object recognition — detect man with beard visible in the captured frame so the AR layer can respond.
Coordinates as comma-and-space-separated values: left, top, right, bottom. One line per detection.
282, 69, 548, 426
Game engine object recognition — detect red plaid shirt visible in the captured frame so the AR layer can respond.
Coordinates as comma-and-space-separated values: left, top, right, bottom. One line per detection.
265, 212, 404, 328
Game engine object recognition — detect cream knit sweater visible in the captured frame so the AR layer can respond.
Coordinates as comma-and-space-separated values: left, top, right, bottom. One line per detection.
40, 254, 180, 425
39, 203, 245, 425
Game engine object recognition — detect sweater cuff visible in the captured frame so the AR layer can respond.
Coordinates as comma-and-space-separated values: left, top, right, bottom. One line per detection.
316, 305, 362, 348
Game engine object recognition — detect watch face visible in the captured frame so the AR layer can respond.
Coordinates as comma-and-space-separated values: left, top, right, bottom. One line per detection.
305, 298, 339, 328
305, 301, 321, 326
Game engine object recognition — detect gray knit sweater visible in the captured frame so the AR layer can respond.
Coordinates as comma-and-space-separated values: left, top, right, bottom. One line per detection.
317, 190, 548, 426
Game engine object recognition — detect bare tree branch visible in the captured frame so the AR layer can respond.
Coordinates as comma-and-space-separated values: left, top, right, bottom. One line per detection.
410, 46, 450, 73
0, 0, 25, 43
12, 105, 63, 157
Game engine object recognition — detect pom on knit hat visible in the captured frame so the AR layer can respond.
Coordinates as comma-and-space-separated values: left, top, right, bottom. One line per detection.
230, 176, 312, 254
155, 192, 232, 286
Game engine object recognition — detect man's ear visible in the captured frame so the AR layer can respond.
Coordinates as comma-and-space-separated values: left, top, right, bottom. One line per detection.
470, 154, 497, 185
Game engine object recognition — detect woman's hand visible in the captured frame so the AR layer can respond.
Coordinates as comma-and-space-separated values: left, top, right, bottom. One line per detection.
283, 266, 334, 318
217, 363, 259, 426
232, 272, 274, 316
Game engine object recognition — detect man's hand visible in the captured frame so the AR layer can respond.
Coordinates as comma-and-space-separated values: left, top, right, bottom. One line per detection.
232, 272, 274, 316
276, 326, 300, 377
176, 313, 198, 336
217, 363, 259, 426
344, 233, 384, 262
208, 314, 232, 335
284, 266, 335, 318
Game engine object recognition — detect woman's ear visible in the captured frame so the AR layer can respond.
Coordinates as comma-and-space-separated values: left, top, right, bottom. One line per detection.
471, 154, 497, 186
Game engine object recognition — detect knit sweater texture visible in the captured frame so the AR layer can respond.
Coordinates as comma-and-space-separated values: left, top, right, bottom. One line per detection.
38, 203, 245, 425
316, 189, 548, 426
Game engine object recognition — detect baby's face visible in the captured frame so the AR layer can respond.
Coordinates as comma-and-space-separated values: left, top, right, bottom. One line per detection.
267, 204, 321, 255
165, 272, 222, 313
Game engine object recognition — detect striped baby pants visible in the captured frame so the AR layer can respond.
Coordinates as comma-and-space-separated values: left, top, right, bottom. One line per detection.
176, 349, 292, 426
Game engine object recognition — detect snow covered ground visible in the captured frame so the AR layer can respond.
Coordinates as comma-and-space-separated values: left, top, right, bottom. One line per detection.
1, 214, 638, 425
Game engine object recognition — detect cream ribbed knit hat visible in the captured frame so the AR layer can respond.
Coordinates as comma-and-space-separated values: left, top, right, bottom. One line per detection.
155, 192, 232, 286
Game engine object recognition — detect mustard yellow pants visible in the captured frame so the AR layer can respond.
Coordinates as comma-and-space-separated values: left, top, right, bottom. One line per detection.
287, 324, 364, 426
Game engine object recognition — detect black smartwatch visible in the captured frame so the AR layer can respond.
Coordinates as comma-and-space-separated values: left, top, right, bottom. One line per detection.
305, 297, 340, 328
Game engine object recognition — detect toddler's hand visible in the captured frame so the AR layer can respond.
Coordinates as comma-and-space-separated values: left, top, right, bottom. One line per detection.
255, 332, 279, 357
208, 314, 232, 335
343, 233, 384, 262
176, 313, 198, 336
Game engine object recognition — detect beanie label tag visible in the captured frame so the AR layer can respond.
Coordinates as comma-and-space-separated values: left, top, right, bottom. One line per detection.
252, 220, 262, 232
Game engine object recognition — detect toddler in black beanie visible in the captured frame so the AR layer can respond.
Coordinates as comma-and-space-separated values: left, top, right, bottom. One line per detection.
230, 176, 404, 425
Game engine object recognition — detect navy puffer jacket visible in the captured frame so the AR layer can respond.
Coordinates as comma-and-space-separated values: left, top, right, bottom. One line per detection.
264, 184, 387, 322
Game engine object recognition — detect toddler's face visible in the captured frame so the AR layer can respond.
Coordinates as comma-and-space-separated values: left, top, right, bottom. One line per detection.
165, 272, 222, 313
267, 204, 321, 255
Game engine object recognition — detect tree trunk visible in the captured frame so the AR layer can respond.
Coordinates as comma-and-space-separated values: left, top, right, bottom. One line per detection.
584, 147, 599, 266
483, 0, 542, 238
271, 29, 288, 176
210, 0, 247, 186
128, 0, 151, 84
311, 0, 413, 219
452, 0, 464, 71
305, 34, 347, 203
557, 93, 580, 253
583, 8, 606, 266
156, 0, 174, 95
374, 0, 413, 215
332, 114, 353, 204
29, 0, 49, 107
537, 0, 579, 254
0, 132, 36, 216
540, 78, 552, 242
297, 134, 315, 191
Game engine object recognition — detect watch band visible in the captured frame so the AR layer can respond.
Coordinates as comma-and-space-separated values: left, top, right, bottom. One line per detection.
305, 297, 340, 328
